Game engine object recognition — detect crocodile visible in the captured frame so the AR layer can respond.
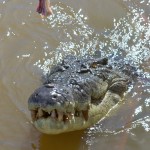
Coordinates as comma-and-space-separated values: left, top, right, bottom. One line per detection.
28, 54, 135, 134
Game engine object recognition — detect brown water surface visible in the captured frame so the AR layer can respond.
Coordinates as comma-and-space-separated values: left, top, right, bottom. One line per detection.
0, 0, 150, 150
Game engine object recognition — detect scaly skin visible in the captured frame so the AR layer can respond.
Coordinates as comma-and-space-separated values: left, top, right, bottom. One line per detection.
28, 55, 130, 134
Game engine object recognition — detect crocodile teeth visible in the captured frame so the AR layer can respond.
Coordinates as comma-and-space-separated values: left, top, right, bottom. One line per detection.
68, 113, 74, 120
38, 109, 43, 117
58, 111, 63, 121
31, 108, 89, 122
82, 110, 89, 121
63, 114, 69, 122
51, 110, 56, 118
31, 110, 38, 121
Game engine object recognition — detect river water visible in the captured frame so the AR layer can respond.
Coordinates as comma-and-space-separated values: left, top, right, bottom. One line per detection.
0, 0, 150, 150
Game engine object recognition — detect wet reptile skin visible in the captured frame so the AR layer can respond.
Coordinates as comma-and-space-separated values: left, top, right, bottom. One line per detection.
28, 55, 135, 134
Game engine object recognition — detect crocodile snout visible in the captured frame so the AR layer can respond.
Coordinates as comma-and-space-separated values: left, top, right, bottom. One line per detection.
28, 84, 75, 112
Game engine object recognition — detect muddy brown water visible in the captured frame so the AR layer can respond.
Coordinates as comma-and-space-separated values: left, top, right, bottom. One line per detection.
0, 0, 150, 150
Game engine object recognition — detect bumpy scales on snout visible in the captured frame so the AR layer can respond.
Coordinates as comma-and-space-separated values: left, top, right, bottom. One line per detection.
28, 55, 130, 134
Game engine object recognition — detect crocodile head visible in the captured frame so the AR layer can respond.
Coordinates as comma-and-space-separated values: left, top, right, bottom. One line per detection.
28, 83, 92, 134
28, 56, 130, 134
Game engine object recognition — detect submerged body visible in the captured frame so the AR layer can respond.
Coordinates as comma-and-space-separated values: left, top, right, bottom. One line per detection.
28, 55, 132, 134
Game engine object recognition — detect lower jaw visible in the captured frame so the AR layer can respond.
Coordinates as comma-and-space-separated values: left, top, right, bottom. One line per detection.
33, 113, 102, 134
34, 117, 87, 134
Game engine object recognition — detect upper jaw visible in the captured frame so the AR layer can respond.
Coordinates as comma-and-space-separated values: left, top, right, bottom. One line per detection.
28, 84, 90, 124
29, 103, 90, 123
28, 84, 75, 110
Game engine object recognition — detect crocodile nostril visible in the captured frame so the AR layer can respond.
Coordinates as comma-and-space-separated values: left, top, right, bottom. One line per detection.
35, 93, 38, 97
53, 95, 58, 98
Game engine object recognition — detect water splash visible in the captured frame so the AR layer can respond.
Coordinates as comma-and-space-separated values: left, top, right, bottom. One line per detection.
33, 1, 150, 134
34, 2, 149, 71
